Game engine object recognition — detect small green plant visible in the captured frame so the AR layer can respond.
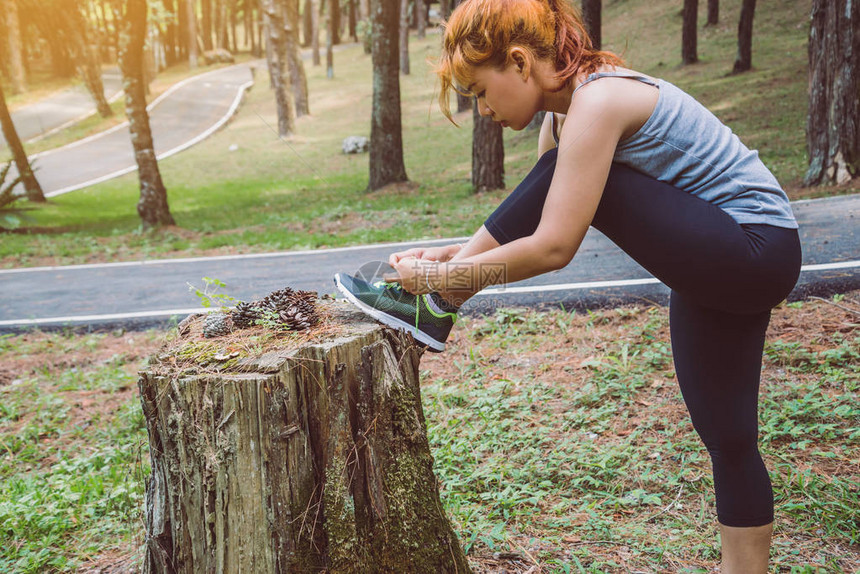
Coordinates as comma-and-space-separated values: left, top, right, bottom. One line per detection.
0, 160, 24, 230
187, 276, 238, 310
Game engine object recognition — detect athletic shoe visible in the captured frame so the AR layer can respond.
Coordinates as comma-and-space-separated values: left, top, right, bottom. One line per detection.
333, 272, 456, 352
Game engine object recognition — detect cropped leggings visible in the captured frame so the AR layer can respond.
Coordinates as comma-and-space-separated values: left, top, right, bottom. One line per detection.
484, 148, 802, 526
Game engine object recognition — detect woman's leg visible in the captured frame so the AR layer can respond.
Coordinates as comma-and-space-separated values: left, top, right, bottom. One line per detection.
479, 153, 801, 570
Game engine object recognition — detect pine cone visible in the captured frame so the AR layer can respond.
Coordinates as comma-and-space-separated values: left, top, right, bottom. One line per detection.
262, 288, 296, 311
231, 301, 260, 329
203, 312, 233, 338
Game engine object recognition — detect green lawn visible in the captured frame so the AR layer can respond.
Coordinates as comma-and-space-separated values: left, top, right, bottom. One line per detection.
2, 0, 855, 268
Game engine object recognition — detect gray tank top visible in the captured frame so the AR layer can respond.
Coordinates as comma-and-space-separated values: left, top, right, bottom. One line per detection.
552, 71, 797, 229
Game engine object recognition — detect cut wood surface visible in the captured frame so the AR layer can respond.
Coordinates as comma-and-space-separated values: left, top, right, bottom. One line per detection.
138, 298, 471, 573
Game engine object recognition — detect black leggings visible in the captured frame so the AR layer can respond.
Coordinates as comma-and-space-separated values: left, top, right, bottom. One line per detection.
484, 148, 802, 527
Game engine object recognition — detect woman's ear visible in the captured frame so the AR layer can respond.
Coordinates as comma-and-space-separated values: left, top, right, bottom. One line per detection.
508, 47, 532, 80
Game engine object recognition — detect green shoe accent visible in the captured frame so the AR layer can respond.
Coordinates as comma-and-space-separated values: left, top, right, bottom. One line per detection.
333, 273, 456, 352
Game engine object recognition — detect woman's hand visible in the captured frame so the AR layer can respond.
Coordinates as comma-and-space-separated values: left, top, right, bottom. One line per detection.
384, 256, 437, 295
388, 244, 461, 267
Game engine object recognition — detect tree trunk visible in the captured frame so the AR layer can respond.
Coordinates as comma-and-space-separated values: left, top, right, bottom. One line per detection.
581, 0, 601, 50
359, 0, 369, 21
439, 0, 449, 20
164, 0, 179, 65
368, 0, 408, 190
399, 0, 410, 75
263, 0, 296, 137
312, 0, 321, 65
472, 100, 504, 193
185, 0, 199, 68
805, 0, 860, 186
0, 82, 45, 202
202, 0, 214, 50
348, 0, 357, 41
217, 0, 229, 49
231, 0, 238, 52
731, 0, 756, 74
330, 0, 340, 44
326, 0, 335, 77
302, 0, 313, 46
3, 0, 27, 94
70, 4, 113, 118
706, 0, 718, 26
138, 301, 471, 573
682, 0, 698, 65
416, 0, 426, 39
245, 1, 255, 52
285, 0, 310, 116
120, 0, 176, 229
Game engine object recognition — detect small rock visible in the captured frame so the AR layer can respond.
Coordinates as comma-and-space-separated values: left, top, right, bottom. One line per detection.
229, 144, 239, 152
203, 48, 235, 65
342, 136, 369, 154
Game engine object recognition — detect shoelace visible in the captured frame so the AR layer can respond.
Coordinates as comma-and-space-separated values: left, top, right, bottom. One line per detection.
373, 280, 422, 331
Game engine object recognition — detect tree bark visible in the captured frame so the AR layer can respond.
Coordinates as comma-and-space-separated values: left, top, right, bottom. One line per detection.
369, 0, 408, 190
706, 0, 718, 26
0, 82, 45, 202
262, 0, 296, 137
217, 0, 229, 49
139, 301, 471, 573
185, 0, 199, 68
326, 0, 335, 77
119, 0, 176, 228
3, 0, 27, 94
245, 0, 255, 52
348, 0, 357, 41
416, 0, 426, 39
312, 0, 321, 65
472, 100, 504, 193
682, 0, 698, 65
581, 0, 601, 50
202, 0, 214, 50
164, 0, 179, 65
805, 0, 860, 186
285, 0, 310, 116
302, 0, 313, 46
70, 3, 113, 118
399, 0, 410, 75
329, 0, 340, 44
731, 0, 756, 74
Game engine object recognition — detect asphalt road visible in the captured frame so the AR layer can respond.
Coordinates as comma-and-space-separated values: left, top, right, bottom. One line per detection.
1, 68, 123, 148
5, 63, 255, 197
1, 194, 857, 333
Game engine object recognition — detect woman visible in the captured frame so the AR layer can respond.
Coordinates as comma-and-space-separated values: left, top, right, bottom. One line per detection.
334, 0, 801, 570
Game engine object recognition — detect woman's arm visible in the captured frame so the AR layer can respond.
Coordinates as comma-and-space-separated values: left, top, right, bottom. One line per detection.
391, 82, 630, 294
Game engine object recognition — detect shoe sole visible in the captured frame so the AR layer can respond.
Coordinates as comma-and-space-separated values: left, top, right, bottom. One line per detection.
333, 273, 446, 352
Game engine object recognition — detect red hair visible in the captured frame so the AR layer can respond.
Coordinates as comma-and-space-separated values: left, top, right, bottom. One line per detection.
436, 0, 625, 121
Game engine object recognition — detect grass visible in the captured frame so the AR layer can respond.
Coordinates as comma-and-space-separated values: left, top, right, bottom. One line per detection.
0, 293, 857, 572
2, 0, 857, 268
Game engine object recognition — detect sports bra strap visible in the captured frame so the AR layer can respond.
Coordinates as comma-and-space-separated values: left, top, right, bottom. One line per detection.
572, 71, 659, 97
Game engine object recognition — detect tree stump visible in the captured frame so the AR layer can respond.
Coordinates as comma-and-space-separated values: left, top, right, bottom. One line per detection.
138, 299, 471, 573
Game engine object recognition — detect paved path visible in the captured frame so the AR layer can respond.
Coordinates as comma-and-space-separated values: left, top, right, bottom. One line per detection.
1, 68, 124, 148
5, 63, 255, 197
0, 194, 857, 332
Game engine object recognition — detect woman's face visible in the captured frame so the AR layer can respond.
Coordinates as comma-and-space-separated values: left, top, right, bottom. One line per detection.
467, 62, 540, 131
